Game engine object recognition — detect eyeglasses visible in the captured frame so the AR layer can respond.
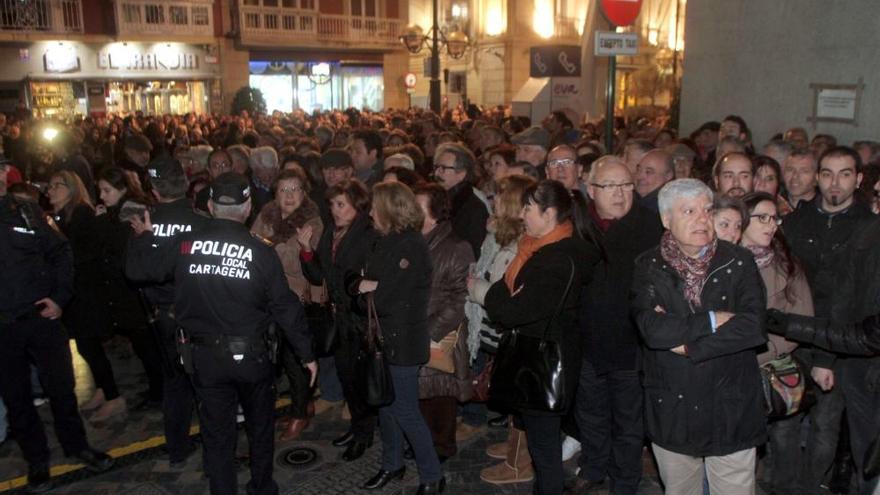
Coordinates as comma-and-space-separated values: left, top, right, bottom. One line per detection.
547, 158, 576, 169
750, 213, 782, 226
278, 186, 304, 195
433, 165, 458, 173
590, 182, 635, 192
47, 182, 68, 190
210, 160, 232, 170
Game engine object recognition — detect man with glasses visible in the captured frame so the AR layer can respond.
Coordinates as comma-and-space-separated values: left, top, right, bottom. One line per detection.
433, 142, 488, 259
783, 146, 874, 494
567, 156, 663, 495
0, 160, 115, 493
546, 145, 586, 196
195, 149, 234, 213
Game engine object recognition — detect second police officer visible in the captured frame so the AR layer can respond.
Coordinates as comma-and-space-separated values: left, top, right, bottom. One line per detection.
126, 172, 317, 495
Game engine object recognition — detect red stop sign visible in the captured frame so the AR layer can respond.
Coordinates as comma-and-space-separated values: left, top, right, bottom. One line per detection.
600, 0, 643, 27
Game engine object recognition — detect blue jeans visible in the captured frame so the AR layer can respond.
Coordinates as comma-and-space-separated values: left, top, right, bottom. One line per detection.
317, 356, 344, 402
379, 365, 442, 483
0, 397, 7, 443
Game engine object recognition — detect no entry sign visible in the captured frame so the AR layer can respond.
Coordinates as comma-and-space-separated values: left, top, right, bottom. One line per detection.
600, 0, 643, 27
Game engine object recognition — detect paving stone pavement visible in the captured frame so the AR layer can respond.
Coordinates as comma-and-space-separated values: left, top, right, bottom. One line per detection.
0, 338, 708, 494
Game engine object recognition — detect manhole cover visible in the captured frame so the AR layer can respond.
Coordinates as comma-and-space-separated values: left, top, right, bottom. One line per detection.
278, 447, 320, 471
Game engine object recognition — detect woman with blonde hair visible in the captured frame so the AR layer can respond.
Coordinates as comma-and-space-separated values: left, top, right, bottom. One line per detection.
349, 182, 445, 493
47, 171, 127, 422
463, 174, 539, 484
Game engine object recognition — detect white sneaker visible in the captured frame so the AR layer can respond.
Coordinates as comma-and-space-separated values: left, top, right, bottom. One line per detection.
236, 404, 245, 424
562, 435, 581, 462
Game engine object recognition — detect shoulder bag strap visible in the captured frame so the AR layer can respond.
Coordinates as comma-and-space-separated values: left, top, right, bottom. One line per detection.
367, 292, 383, 349
541, 256, 576, 341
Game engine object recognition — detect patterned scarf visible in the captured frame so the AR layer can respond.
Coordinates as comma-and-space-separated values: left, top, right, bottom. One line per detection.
660, 230, 717, 308
745, 244, 775, 269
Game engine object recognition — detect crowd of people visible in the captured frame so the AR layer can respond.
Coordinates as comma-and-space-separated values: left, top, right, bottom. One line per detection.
0, 104, 879, 495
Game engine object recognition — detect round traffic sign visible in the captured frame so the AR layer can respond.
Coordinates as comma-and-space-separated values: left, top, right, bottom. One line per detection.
404, 72, 417, 89
600, 0, 643, 27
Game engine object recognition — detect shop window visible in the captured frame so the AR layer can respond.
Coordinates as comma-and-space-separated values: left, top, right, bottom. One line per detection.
192, 6, 209, 25
170, 6, 188, 25
145, 4, 164, 24
123, 4, 142, 24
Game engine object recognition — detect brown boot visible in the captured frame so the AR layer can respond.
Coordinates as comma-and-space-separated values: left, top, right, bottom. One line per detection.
80, 389, 105, 411
486, 419, 517, 459
480, 427, 533, 484
279, 417, 310, 442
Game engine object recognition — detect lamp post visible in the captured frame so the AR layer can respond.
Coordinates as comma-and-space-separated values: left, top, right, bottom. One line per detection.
400, 0, 470, 113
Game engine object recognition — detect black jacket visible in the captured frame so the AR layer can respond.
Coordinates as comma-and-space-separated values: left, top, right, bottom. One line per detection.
126, 218, 314, 363
55, 204, 107, 338
631, 241, 768, 457
93, 205, 149, 332
350, 229, 432, 366
139, 197, 210, 307
581, 205, 663, 372
485, 236, 599, 414
783, 197, 873, 368
302, 212, 376, 335
0, 195, 73, 320
449, 181, 489, 259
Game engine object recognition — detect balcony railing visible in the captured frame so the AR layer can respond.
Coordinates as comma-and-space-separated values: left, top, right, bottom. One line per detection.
115, 0, 214, 37
0, 0, 82, 33
238, 4, 403, 49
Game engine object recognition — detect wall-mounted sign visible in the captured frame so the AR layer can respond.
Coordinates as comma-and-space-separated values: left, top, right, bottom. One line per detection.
594, 32, 638, 56
808, 78, 864, 128
97, 46, 199, 71
44, 44, 80, 73
404, 72, 417, 89
529, 45, 581, 78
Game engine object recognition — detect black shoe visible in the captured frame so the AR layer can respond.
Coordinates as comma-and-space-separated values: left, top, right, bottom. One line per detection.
332, 431, 355, 447
71, 448, 115, 472
438, 455, 449, 464
342, 439, 372, 462
362, 467, 405, 490
169, 443, 197, 468
26, 464, 51, 494
416, 477, 446, 494
131, 396, 162, 412
564, 477, 605, 494
487, 415, 509, 428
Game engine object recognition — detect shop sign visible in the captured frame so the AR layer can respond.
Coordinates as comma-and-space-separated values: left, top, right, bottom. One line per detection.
44, 44, 80, 73
529, 45, 581, 78
594, 32, 638, 56
97, 47, 199, 71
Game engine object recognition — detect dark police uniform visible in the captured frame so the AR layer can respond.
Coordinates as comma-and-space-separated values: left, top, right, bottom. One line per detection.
127, 172, 313, 495
0, 191, 113, 491
133, 157, 210, 464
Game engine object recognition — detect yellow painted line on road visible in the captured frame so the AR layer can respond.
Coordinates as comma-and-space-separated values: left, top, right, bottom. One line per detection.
0, 398, 293, 492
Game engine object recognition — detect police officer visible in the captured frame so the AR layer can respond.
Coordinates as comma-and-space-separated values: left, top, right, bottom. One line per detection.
127, 172, 316, 495
0, 160, 114, 493
133, 156, 210, 467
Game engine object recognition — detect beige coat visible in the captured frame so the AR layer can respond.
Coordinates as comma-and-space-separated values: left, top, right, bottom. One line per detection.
251, 202, 325, 303
757, 259, 813, 365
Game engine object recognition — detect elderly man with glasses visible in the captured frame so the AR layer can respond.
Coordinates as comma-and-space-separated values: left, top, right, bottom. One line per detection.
432, 142, 489, 259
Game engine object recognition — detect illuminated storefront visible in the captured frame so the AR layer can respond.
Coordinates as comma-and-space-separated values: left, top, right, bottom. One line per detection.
248, 61, 384, 113
0, 41, 221, 118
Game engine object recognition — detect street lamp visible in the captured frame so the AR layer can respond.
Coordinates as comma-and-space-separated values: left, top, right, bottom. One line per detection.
399, 0, 470, 112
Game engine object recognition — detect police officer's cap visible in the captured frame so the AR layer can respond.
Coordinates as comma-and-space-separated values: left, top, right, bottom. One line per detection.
319, 149, 354, 170
147, 157, 185, 181
210, 172, 251, 205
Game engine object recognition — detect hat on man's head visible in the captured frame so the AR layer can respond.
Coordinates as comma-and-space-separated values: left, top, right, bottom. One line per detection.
511, 126, 550, 149
319, 149, 354, 170
124, 134, 153, 153
147, 157, 185, 182
210, 172, 251, 205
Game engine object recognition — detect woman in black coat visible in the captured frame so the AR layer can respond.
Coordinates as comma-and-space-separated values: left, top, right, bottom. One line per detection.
299, 179, 378, 461
47, 170, 126, 422
348, 181, 444, 494
95, 167, 164, 409
484, 180, 599, 495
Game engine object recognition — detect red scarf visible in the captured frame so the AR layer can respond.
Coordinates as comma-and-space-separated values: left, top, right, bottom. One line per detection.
504, 221, 573, 292
659, 231, 717, 308
588, 201, 616, 232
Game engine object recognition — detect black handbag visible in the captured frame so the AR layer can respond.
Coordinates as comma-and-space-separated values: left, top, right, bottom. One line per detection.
305, 286, 336, 357
760, 353, 817, 418
357, 293, 395, 407
489, 257, 575, 413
